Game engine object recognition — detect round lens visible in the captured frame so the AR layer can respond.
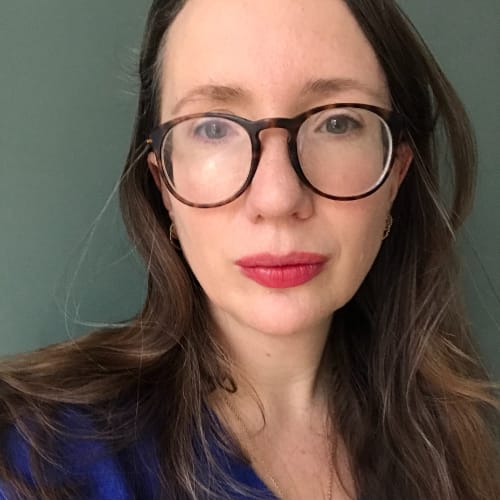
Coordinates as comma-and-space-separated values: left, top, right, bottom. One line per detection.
297, 107, 393, 198
161, 116, 252, 206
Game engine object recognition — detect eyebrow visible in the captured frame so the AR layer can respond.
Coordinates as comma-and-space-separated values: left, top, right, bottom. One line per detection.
171, 77, 384, 115
172, 84, 248, 115
302, 77, 385, 102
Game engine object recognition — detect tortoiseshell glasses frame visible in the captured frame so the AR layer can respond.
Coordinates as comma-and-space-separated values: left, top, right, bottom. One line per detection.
147, 103, 406, 208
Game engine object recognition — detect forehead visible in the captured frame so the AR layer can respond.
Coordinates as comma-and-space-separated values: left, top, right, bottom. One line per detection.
160, 0, 389, 118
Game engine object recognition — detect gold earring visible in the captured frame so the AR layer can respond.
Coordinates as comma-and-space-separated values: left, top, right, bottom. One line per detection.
169, 223, 181, 250
382, 214, 393, 240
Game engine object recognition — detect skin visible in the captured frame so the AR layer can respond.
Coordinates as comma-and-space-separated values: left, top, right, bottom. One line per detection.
149, 0, 413, 497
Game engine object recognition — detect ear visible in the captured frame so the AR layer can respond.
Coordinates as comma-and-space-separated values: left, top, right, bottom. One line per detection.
147, 152, 163, 191
147, 151, 173, 212
388, 142, 413, 203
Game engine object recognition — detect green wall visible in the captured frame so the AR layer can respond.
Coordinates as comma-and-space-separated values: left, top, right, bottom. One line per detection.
0, 1, 150, 353
1, 2, 498, 375
397, 0, 500, 376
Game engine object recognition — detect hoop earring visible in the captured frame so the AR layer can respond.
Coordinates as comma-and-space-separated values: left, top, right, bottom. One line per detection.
169, 223, 181, 250
382, 214, 393, 240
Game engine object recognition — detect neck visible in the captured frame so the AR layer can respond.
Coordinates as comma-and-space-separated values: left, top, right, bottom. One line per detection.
213, 311, 332, 418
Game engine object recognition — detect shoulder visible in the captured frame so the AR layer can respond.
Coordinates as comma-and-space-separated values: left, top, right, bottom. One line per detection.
0, 405, 153, 499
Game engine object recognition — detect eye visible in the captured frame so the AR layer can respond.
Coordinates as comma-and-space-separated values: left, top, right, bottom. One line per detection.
319, 114, 361, 134
193, 119, 234, 140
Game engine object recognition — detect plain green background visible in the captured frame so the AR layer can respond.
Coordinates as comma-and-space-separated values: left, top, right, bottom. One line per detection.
0, 1, 498, 377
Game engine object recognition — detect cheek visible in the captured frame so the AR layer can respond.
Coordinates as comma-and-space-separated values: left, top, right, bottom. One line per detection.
169, 206, 226, 281
171, 211, 206, 252
159, 184, 173, 216
332, 195, 390, 275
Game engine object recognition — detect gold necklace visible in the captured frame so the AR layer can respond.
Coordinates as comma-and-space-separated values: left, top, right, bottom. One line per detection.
223, 395, 334, 500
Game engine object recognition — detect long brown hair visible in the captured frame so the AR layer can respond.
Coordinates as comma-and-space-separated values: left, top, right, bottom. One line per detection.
0, 1, 498, 499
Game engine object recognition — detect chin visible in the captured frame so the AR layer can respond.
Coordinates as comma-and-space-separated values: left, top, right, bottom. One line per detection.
234, 305, 335, 339
207, 281, 346, 339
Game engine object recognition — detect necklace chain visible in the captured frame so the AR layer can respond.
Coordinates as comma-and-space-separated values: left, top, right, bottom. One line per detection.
223, 395, 334, 500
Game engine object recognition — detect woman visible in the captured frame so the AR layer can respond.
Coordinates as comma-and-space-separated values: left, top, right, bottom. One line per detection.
0, 0, 498, 499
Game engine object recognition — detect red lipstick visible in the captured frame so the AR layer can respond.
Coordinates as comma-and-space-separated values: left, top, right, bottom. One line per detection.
235, 252, 327, 288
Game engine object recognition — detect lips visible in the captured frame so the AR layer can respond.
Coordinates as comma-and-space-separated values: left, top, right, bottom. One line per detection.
235, 252, 327, 288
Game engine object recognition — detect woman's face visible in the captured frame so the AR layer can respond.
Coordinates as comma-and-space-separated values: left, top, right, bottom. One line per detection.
149, 0, 412, 338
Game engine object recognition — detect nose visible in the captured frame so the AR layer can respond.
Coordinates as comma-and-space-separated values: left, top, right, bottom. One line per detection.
243, 128, 314, 221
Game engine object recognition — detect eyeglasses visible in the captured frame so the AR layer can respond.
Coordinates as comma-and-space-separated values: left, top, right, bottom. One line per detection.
147, 103, 405, 208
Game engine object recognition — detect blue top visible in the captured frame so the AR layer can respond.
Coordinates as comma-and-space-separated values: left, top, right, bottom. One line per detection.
1, 408, 369, 499
0, 407, 277, 499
